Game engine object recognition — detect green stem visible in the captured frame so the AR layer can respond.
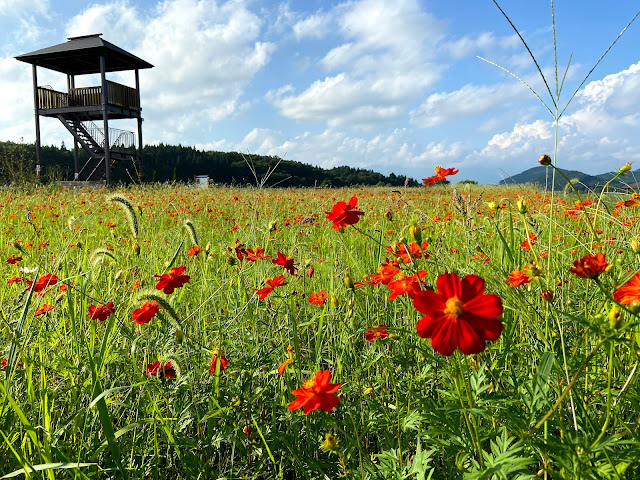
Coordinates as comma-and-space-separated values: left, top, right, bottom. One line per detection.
453, 354, 484, 469
534, 338, 605, 429
590, 341, 615, 449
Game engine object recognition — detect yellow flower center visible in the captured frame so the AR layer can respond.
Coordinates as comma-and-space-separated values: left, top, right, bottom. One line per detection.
444, 296, 464, 319
302, 378, 316, 390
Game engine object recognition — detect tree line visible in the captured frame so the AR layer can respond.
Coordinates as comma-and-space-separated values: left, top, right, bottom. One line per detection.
0, 141, 420, 187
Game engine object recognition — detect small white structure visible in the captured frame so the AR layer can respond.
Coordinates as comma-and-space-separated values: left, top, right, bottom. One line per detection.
194, 175, 209, 188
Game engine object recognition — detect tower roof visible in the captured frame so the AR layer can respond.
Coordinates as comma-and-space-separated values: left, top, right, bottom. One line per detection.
15, 34, 153, 75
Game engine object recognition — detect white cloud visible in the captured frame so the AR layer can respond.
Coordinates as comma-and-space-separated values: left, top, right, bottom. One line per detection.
0, 0, 49, 17
292, 12, 332, 40
410, 82, 528, 128
269, 0, 445, 128
61, 0, 275, 145
441, 31, 519, 59
232, 127, 467, 178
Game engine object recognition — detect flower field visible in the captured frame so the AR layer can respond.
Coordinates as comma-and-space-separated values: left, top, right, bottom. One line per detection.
1, 175, 640, 479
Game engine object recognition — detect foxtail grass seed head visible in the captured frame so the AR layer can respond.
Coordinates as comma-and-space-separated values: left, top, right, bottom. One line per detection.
319, 433, 340, 454
629, 299, 640, 314
517, 198, 527, 214
538, 154, 552, 166
108, 194, 139, 239
183, 219, 199, 246
608, 305, 623, 329
269, 221, 277, 232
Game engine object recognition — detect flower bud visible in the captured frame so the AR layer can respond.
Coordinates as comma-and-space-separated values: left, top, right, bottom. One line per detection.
331, 296, 339, 308
541, 289, 554, 302
384, 210, 393, 221
608, 305, 623, 329
487, 201, 498, 211
344, 270, 354, 289
517, 198, 527, 214
538, 154, 552, 166
226, 255, 236, 266
408, 222, 422, 244
631, 240, 640, 253
132, 243, 140, 256
618, 163, 632, 175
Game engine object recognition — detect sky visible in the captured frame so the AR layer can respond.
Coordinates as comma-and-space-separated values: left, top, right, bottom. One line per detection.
1, 0, 640, 184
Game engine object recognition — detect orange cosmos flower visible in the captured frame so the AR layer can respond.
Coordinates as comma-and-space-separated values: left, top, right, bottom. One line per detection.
154, 265, 190, 294
308, 290, 329, 305
7, 276, 22, 284
209, 348, 228, 373
132, 301, 160, 324
365, 325, 389, 342
245, 246, 270, 261
613, 271, 640, 305
569, 253, 608, 279
325, 195, 364, 230
256, 275, 288, 300
623, 193, 640, 207
413, 272, 503, 356
288, 370, 342, 414
88, 302, 115, 321
278, 345, 295, 375
422, 165, 459, 185
187, 245, 202, 256
366, 263, 400, 285
35, 304, 54, 316
521, 233, 537, 252
505, 269, 532, 288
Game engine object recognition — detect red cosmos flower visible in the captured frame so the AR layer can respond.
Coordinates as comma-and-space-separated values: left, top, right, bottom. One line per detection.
413, 272, 503, 356
365, 325, 389, 342
422, 165, 459, 185
35, 304, 54, 316
366, 264, 400, 285
288, 370, 342, 414
7, 276, 22, 284
505, 269, 532, 288
209, 349, 228, 373
147, 361, 176, 380
132, 301, 160, 324
88, 302, 115, 321
387, 242, 429, 264
521, 233, 537, 252
26, 274, 58, 293
155, 265, 190, 294
613, 271, 640, 305
569, 253, 608, 279
272, 252, 298, 275
256, 275, 288, 300
0, 358, 6, 370
387, 271, 427, 300
6, 255, 22, 264
325, 195, 364, 230
308, 290, 329, 305
187, 245, 202, 256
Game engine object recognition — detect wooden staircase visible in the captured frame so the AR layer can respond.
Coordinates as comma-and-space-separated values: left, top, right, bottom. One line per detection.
56, 113, 137, 181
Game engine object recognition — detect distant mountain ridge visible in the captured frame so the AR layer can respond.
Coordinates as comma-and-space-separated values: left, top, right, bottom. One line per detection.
498, 166, 637, 190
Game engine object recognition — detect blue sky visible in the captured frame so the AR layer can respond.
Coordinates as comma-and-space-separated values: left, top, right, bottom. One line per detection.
1, 0, 639, 184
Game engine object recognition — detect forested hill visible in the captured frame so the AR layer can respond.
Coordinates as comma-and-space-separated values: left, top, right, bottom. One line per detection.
0, 141, 420, 187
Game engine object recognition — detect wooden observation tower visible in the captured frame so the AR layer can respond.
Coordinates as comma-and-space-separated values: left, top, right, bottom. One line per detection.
15, 34, 153, 185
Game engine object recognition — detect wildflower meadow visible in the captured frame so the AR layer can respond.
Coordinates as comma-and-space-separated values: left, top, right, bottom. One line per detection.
1, 164, 640, 478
